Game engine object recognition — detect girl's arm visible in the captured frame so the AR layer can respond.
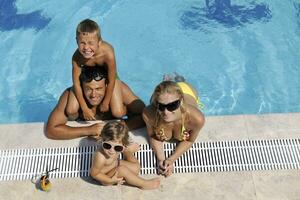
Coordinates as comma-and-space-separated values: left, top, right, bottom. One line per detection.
100, 49, 116, 112
90, 152, 123, 185
72, 56, 95, 120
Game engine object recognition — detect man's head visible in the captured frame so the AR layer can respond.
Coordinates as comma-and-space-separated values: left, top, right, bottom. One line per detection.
80, 67, 107, 106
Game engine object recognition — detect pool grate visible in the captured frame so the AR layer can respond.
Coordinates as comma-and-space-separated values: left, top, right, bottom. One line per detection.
0, 139, 300, 181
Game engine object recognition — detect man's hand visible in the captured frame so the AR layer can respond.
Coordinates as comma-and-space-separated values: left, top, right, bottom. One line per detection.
89, 122, 106, 139
82, 107, 96, 120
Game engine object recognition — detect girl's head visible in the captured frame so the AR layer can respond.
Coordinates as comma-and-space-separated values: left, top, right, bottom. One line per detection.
76, 19, 102, 59
150, 81, 187, 123
101, 121, 129, 152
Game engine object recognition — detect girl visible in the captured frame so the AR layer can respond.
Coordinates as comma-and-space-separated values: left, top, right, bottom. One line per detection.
90, 121, 160, 189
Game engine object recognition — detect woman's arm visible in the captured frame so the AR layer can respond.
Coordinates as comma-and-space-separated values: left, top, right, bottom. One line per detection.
142, 107, 166, 173
165, 107, 205, 175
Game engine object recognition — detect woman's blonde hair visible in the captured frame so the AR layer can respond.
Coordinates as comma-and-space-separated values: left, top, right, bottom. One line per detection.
100, 121, 130, 146
150, 81, 189, 130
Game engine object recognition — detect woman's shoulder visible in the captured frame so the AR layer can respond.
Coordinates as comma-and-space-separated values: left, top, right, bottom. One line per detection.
186, 104, 205, 126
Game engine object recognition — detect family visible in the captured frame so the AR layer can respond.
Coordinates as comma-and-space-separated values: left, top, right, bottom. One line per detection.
46, 19, 205, 190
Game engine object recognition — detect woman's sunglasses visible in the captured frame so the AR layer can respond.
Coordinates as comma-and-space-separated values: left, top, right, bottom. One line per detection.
157, 99, 181, 112
102, 142, 124, 152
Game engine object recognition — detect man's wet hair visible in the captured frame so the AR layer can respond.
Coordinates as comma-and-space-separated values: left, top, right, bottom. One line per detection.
79, 67, 107, 83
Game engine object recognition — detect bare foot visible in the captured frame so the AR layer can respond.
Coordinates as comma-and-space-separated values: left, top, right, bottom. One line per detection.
141, 177, 161, 190
126, 143, 140, 153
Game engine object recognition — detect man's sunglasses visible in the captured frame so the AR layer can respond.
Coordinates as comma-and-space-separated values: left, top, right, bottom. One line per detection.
80, 69, 106, 83
102, 142, 124, 152
157, 99, 181, 112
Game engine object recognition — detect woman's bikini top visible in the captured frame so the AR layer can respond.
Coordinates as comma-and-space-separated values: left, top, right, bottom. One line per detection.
155, 117, 191, 142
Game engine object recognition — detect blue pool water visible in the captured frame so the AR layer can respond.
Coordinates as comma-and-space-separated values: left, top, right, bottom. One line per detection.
1, 0, 300, 124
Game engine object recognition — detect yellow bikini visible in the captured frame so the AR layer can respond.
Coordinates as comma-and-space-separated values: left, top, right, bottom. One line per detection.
176, 82, 204, 109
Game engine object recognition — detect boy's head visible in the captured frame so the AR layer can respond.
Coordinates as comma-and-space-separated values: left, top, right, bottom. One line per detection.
80, 67, 107, 106
101, 121, 130, 146
76, 19, 101, 41
76, 19, 102, 59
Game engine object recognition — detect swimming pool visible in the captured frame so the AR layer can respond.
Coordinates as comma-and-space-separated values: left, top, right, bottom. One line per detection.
1, 0, 300, 124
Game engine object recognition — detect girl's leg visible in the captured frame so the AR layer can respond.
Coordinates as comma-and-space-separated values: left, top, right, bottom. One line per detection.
110, 80, 127, 118
117, 165, 160, 190
65, 87, 80, 120
120, 151, 140, 175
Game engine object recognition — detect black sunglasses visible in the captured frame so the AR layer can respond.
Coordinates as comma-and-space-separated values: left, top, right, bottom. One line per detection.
102, 142, 124, 152
157, 99, 181, 112
80, 69, 106, 83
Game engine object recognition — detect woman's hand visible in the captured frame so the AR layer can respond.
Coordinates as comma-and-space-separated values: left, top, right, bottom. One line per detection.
157, 158, 174, 177
162, 159, 174, 177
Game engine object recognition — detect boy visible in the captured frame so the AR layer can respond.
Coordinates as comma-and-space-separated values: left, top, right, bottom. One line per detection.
67, 19, 125, 120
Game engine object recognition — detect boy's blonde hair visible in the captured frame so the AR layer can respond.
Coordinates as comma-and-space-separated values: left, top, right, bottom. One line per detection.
100, 121, 130, 146
150, 81, 189, 130
76, 19, 101, 41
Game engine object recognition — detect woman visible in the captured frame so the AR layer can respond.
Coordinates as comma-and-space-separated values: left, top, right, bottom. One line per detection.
143, 74, 205, 177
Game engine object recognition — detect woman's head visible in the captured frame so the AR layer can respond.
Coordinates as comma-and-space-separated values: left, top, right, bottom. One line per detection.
151, 81, 186, 122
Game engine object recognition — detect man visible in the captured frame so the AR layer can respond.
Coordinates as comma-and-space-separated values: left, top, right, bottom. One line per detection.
46, 67, 145, 139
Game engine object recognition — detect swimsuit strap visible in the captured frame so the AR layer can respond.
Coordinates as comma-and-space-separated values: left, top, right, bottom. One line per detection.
156, 127, 169, 141
180, 115, 190, 141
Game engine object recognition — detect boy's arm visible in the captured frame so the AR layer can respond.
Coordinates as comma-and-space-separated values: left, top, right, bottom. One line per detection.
72, 57, 95, 120
90, 152, 123, 185
100, 49, 116, 111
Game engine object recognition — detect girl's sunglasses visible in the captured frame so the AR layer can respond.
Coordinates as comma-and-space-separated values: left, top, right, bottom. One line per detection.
102, 142, 124, 152
157, 99, 181, 112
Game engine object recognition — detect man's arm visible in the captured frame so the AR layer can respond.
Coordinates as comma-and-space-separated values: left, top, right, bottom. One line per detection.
120, 81, 145, 130
45, 90, 103, 140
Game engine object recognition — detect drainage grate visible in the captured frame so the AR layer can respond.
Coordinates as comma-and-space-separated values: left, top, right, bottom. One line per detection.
0, 139, 300, 181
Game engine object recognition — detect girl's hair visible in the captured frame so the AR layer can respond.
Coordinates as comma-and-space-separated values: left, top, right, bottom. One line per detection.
100, 121, 130, 146
76, 19, 101, 41
150, 81, 189, 130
